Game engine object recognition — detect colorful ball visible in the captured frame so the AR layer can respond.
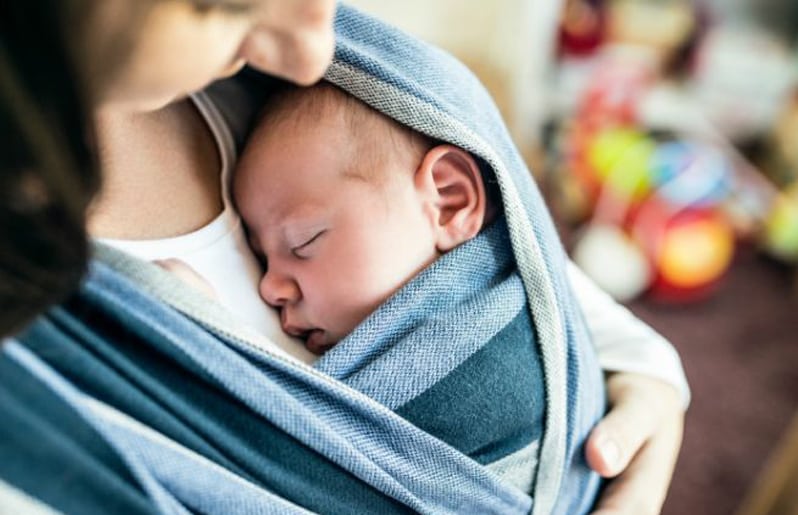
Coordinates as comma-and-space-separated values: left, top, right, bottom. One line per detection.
656, 212, 735, 289
586, 128, 656, 201
763, 187, 798, 262
634, 206, 735, 302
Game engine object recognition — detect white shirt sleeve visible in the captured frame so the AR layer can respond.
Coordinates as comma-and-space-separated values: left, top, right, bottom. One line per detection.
567, 260, 691, 408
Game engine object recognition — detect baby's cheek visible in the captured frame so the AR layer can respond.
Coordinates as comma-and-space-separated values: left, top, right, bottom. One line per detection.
317, 266, 387, 335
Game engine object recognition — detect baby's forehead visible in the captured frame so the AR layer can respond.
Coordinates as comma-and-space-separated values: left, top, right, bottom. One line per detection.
257, 83, 414, 145
247, 83, 435, 190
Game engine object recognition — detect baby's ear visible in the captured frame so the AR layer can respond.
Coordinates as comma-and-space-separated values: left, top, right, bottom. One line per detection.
415, 145, 487, 253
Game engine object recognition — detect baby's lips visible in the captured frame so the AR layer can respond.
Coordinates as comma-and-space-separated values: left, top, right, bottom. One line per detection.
280, 311, 307, 338
305, 329, 335, 356
282, 324, 306, 338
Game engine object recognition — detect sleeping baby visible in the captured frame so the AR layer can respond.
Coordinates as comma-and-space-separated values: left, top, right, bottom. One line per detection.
231, 81, 604, 498
234, 82, 499, 355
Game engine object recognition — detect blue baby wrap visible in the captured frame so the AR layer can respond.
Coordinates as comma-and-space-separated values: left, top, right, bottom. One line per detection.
0, 5, 605, 514
319, 219, 546, 480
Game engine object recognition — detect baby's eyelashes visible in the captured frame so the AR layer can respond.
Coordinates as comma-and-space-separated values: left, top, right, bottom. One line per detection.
291, 229, 327, 259
243, 222, 328, 262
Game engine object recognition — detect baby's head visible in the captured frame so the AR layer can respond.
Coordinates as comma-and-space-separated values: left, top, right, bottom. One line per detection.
234, 82, 493, 354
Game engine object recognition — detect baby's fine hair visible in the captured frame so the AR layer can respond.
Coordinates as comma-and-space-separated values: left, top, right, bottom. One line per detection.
253, 81, 502, 212
253, 81, 434, 185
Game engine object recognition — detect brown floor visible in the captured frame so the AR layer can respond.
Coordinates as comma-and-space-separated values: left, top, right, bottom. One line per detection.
627, 246, 798, 515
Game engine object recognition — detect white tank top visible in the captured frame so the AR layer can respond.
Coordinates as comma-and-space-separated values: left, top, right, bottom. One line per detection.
99, 93, 317, 365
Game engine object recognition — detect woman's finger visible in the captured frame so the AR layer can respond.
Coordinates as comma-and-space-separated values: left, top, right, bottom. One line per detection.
586, 373, 685, 514
586, 373, 666, 476
590, 403, 683, 515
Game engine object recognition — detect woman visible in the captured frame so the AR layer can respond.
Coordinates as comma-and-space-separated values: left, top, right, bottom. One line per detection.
1, 1, 685, 513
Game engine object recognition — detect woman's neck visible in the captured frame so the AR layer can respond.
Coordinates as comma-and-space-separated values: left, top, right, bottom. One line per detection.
88, 99, 223, 240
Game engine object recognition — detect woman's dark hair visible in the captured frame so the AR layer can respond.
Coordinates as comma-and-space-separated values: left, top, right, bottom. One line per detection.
0, 0, 101, 336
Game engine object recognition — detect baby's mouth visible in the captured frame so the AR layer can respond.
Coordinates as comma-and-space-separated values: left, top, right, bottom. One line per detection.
304, 329, 335, 356
280, 311, 335, 356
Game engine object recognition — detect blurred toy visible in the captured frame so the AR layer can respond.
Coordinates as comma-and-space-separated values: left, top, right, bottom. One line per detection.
650, 141, 731, 207
763, 183, 798, 263
561, 48, 661, 207
572, 223, 652, 301
571, 133, 737, 302
762, 89, 798, 188
606, 0, 697, 70
639, 142, 735, 300
559, 0, 606, 57
553, 0, 702, 120
655, 211, 734, 292
757, 86, 798, 264
576, 48, 655, 128
586, 128, 655, 201
549, 0, 797, 302
633, 199, 735, 301
572, 197, 736, 303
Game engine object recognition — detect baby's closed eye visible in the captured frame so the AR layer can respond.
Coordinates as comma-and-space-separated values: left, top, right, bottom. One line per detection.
291, 230, 327, 259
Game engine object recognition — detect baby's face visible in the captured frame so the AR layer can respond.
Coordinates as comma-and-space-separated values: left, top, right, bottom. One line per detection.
234, 112, 438, 355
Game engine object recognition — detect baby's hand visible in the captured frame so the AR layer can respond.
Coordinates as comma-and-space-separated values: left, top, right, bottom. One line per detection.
155, 258, 218, 299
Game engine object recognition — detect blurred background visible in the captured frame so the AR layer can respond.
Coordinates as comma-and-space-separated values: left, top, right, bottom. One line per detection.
348, 1, 798, 514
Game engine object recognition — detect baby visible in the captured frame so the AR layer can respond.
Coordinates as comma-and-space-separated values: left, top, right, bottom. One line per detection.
232, 83, 604, 500
234, 82, 499, 355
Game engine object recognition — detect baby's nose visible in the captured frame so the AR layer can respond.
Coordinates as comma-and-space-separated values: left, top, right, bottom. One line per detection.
259, 269, 301, 307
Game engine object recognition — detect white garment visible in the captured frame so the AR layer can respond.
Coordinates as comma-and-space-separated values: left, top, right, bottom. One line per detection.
102, 92, 689, 405
568, 262, 690, 406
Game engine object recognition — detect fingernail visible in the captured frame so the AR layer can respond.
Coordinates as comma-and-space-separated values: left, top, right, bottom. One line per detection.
598, 437, 620, 471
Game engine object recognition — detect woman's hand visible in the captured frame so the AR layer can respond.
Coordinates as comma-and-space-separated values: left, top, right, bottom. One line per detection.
586, 372, 685, 515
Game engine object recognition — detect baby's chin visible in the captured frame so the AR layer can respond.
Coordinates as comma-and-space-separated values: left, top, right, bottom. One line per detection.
304, 329, 338, 356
